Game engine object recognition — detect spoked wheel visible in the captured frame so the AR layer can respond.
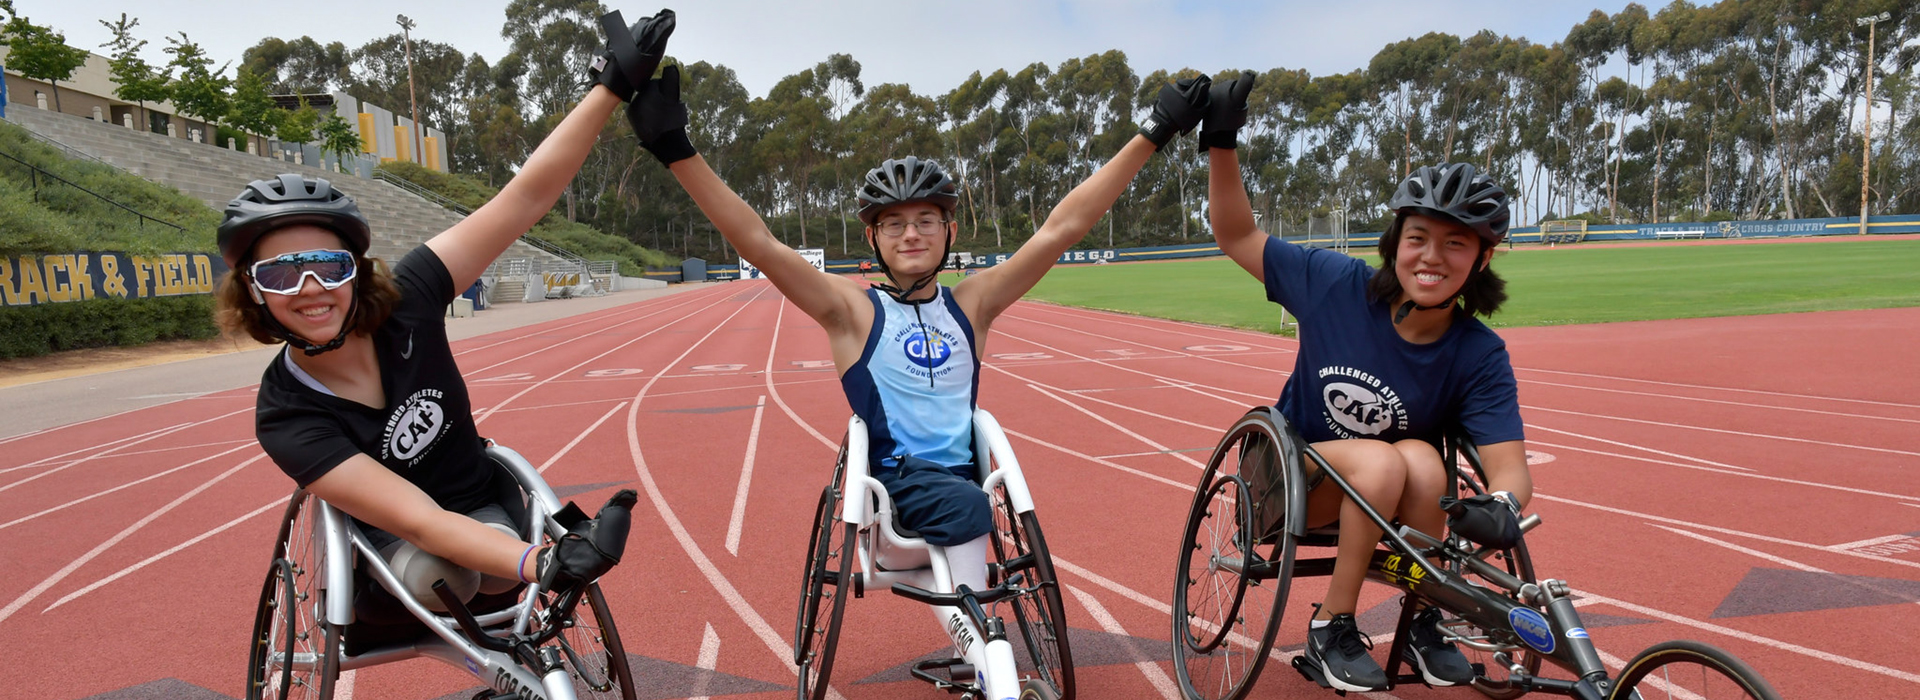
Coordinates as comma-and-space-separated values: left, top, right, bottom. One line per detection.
1606, 640, 1781, 700
247, 490, 339, 700
1172, 410, 1296, 700
989, 485, 1074, 700
544, 583, 636, 699
795, 482, 853, 700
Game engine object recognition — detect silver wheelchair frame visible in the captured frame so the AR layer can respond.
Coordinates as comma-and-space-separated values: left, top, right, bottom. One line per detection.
796, 408, 1074, 700
245, 443, 635, 700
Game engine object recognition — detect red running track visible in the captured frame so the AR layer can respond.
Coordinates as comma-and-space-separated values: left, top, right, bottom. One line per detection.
2, 279, 1917, 700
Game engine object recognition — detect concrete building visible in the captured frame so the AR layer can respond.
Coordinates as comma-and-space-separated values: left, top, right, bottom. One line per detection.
0, 45, 218, 145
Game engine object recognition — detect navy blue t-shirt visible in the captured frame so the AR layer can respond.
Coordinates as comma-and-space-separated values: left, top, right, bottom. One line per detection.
1263, 236, 1524, 447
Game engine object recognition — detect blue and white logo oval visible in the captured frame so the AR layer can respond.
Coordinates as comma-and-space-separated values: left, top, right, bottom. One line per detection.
1509, 608, 1556, 654
904, 331, 953, 369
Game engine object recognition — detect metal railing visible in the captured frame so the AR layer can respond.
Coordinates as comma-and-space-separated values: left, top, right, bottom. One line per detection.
372, 168, 473, 215
0, 147, 186, 232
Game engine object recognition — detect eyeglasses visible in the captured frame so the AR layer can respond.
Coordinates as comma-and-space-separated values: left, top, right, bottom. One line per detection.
249, 249, 358, 296
875, 218, 951, 238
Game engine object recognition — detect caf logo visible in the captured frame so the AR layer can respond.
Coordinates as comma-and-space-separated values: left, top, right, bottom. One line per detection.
385, 389, 447, 463
1323, 381, 1393, 436
904, 331, 953, 369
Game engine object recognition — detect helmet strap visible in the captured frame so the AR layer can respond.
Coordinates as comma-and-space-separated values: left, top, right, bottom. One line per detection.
866, 225, 952, 305
257, 291, 360, 356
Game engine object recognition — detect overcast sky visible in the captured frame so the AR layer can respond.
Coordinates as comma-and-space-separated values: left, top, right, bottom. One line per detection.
18, 0, 1670, 99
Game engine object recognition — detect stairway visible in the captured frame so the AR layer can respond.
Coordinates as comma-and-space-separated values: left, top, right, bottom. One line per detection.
0, 106, 565, 272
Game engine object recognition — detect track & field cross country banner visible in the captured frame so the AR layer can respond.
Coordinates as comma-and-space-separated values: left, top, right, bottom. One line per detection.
0, 252, 229, 307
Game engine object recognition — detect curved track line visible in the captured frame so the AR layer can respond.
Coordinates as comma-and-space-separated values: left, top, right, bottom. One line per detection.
1572, 590, 1920, 685
1527, 424, 1757, 472
0, 452, 265, 626
0, 406, 251, 493
620, 287, 839, 694
0, 423, 185, 476
43, 497, 282, 613
453, 283, 727, 358
1524, 379, 1920, 426
761, 301, 839, 449
1528, 438, 1919, 503
474, 290, 737, 424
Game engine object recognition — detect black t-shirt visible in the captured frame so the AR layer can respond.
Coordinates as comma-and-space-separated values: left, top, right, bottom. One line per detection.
255, 246, 492, 513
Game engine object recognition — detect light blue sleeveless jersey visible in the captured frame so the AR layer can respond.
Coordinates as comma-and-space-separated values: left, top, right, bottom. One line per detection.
841, 286, 980, 470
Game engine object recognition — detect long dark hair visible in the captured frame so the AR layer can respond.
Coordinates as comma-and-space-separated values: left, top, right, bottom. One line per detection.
1366, 217, 1508, 318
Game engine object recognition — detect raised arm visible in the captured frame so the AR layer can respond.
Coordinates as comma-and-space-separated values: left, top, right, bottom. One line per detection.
630, 65, 861, 329
956, 74, 1214, 326
1202, 71, 1269, 282
425, 87, 620, 294
956, 135, 1157, 323
669, 154, 861, 326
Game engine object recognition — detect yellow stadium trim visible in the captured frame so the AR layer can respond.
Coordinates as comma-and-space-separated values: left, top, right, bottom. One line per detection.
357, 113, 378, 154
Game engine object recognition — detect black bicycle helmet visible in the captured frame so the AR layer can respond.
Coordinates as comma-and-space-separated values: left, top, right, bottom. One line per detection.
856, 157, 958, 225
1386, 162, 1510, 245
218, 174, 372, 268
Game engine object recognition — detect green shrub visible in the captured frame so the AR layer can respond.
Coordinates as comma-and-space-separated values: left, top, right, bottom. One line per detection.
0, 294, 218, 358
0, 120, 220, 256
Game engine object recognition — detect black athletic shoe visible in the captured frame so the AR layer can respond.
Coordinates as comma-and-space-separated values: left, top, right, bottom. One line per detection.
1304, 612, 1388, 692
1401, 605, 1476, 686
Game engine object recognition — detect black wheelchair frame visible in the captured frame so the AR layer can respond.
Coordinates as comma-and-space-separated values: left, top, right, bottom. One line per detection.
1171, 407, 1780, 700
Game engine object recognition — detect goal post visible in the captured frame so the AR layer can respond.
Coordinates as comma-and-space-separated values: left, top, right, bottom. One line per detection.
1540, 219, 1588, 245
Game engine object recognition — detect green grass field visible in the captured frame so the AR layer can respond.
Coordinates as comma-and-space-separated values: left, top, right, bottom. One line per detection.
1013, 239, 1920, 334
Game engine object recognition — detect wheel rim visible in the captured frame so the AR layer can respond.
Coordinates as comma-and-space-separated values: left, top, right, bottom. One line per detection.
548, 584, 635, 699
1173, 414, 1292, 700
247, 491, 334, 700
990, 488, 1072, 698
796, 486, 850, 700
1609, 640, 1781, 700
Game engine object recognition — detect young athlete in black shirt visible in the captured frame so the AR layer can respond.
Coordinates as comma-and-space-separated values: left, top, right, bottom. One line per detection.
214, 9, 676, 608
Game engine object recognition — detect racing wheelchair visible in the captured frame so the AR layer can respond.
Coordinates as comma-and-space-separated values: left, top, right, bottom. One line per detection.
796, 409, 1073, 700
1171, 407, 1780, 700
245, 442, 636, 700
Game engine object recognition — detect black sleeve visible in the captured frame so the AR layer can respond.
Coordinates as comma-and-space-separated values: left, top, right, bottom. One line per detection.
256, 401, 366, 488
392, 245, 459, 311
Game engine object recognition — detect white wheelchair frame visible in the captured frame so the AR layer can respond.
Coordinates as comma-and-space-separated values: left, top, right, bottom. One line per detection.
798, 408, 1073, 700
246, 443, 634, 700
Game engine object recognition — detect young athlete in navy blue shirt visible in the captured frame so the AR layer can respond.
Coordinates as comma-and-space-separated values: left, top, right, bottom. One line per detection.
1201, 71, 1532, 693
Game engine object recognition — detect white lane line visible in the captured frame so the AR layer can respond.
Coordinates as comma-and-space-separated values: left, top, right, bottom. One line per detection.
536, 401, 630, 475
1096, 448, 1211, 460
1, 405, 252, 493
1515, 367, 1920, 411
762, 301, 839, 448
1529, 439, 1920, 503
3, 438, 254, 471
1000, 312, 1286, 375
623, 288, 851, 698
0, 452, 265, 626
1535, 493, 1920, 571
1524, 405, 1920, 458
1525, 378, 1920, 426
0, 422, 185, 476
986, 365, 1220, 431
488, 396, 629, 414
453, 282, 727, 358
1002, 428, 1194, 492
726, 396, 769, 556
334, 670, 356, 700
992, 329, 1273, 408
474, 291, 737, 425
1065, 584, 1181, 700
1650, 525, 1826, 573
1828, 533, 1919, 550
45, 497, 281, 611
0, 443, 254, 531
1573, 589, 1920, 685
688, 622, 721, 700
1026, 384, 1205, 469
1527, 424, 1756, 472
1020, 302, 1298, 351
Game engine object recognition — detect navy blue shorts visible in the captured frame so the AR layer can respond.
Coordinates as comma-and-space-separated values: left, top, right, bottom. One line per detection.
875, 455, 993, 546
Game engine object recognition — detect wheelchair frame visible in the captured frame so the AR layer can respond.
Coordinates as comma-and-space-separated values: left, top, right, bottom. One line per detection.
246, 443, 635, 700
1172, 406, 1780, 700
796, 408, 1073, 700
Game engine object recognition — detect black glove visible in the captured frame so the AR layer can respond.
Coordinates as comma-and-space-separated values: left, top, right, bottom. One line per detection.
1198, 70, 1256, 153
1139, 75, 1212, 149
538, 489, 639, 590
590, 8, 676, 101
627, 64, 697, 165
1439, 493, 1522, 550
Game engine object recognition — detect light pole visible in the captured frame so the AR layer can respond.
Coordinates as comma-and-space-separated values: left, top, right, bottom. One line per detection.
1856, 11, 1889, 235
396, 14, 424, 169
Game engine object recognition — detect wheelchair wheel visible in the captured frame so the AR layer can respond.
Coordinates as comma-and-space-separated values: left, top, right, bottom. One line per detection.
1606, 640, 1780, 700
546, 583, 637, 699
989, 488, 1074, 700
1172, 411, 1296, 700
795, 484, 853, 700
247, 490, 339, 700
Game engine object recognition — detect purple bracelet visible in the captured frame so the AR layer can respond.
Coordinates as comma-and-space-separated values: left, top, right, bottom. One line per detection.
518, 544, 538, 584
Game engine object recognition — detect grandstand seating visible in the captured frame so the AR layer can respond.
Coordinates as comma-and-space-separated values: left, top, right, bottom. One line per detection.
0, 107, 565, 272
